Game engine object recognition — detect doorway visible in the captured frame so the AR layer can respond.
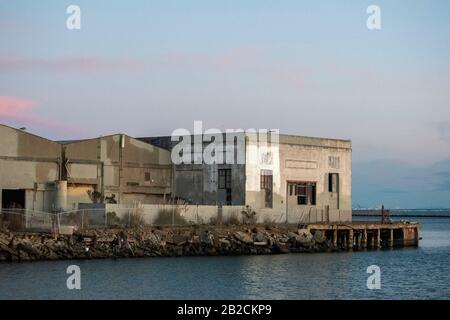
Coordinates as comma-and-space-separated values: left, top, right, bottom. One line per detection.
1, 189, 26, 230
2, 189, 25, 209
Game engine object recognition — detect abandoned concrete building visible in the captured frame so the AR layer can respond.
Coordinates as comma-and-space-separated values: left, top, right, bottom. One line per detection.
140, 132, 352, 222
0, 124, 171, 215
1, 124, 352, 224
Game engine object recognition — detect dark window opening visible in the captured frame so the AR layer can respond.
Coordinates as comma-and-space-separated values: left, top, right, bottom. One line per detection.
218, 169, 232, 205
328, 173, 339, 193
260, 170, 273, 208
1, 189, 26, 230
293, 182, 316, 205
2, 189, 25, 209
218, 169, 232, 189
145, 172, 151, 181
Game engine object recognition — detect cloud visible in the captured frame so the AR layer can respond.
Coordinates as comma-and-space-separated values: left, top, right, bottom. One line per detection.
0, 95, 82, 134
159, 48, 305, 88
0, 96, 34, 116
0, 57, 144, 73
0, 49, 305, 88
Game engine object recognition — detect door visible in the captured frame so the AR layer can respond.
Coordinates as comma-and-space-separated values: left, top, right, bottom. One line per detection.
328, 173, 339, 209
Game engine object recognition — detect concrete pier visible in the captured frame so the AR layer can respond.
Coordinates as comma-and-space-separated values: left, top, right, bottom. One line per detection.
307, 221, 420, 249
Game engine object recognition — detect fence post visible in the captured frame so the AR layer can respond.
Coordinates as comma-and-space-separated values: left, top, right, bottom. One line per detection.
171, 203, 175, 226
57, 212, 61, 235
196, 204, 199, 225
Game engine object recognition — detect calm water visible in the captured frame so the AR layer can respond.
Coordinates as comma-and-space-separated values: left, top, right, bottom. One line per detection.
1, 217, 450, 299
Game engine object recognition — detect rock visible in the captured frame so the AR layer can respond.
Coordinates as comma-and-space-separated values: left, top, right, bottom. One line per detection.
288, 232, 301, 242
233, 231, 253, 244
313, 230, 326, 244
16, 242, 40, 258
147, 232, 161, 246
297, 229, 315, 248
254, 241, 268, 246
201, 231, 214, 246
253, 232, 268, 243
219, 238, 230, 246
171, 234, 188, 246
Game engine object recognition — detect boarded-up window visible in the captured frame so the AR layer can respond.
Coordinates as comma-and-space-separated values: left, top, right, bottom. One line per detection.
328, 156, 340, 169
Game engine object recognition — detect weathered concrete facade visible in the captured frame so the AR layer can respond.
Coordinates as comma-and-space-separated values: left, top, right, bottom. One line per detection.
0, 125, 172, 214
0, 124, 61, 212
1, 124, 351, 224
246, 135, 352, 222
63, 134, 172, 209
140, 132, 352, 223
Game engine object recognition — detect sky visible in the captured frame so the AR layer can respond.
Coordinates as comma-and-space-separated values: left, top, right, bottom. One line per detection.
1, 0, 450, 208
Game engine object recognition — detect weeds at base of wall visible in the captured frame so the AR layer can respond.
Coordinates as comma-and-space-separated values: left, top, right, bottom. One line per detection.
153, 208, 188, 226
241, 205, 257, 224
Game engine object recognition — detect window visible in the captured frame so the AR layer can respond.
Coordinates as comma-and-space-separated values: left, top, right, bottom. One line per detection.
260, 170, 273, 189
293, 182, 316, 205
328, 173, 339, 193
218, 169, 232, 189
260, 170, 273, 208
145, 172, 151, 181
218, 169, 232, 205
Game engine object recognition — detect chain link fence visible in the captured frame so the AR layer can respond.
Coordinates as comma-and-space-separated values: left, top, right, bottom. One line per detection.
1, 205, 353, 234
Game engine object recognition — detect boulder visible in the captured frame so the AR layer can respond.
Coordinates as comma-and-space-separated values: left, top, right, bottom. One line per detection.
313, 230, 326, 244
170, 234, 188, 246
297, 229, 315, 248
253, 232, 268, 243
16, 242, 41, 258
233, 231, 253, 244
201, 231, 214, 246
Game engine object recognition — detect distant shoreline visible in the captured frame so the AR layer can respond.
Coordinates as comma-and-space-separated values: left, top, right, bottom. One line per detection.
353, 214, 450, 218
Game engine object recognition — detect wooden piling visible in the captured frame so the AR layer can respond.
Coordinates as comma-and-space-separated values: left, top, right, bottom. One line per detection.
388, 229, 394, 247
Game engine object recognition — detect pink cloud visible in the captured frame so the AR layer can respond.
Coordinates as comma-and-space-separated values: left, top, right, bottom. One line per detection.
0, 57, 144, 73
159, 48, 306, 88
0, 95, 83, 134
0, 96, 34, 117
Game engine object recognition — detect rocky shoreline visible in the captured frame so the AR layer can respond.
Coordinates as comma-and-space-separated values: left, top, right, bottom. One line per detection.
0, 224, 342, 263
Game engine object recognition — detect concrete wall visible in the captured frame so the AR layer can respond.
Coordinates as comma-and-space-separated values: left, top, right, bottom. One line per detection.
169, 134, 247, 205
245, 134, 352, 223
64, 134, 172, 208
245, 131, 282, 214
0, 125, 61, 212
174, 163, 246, 205
105, 203, 246, 225
147, 132, 352, 224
